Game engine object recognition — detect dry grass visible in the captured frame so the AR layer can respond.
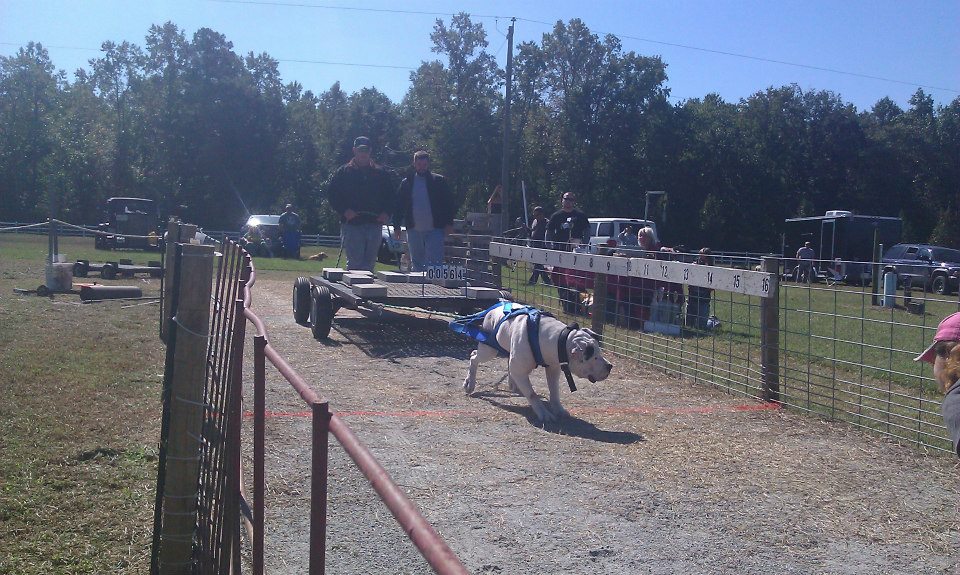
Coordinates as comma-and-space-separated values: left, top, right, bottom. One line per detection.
0, 237, 165, 574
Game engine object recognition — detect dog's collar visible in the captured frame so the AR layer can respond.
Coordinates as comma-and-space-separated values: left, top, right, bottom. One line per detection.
558, 323, 579, 392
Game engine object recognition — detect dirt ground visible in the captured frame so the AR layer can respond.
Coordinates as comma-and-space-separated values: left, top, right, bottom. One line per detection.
242, 278, 958, 575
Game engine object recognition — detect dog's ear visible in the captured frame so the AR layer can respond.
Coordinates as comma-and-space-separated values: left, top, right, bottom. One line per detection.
570, 339, 584, 360
582, 328, 599, 339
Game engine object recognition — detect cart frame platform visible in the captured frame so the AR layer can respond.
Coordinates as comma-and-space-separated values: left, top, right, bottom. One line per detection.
292, 273, 508, 340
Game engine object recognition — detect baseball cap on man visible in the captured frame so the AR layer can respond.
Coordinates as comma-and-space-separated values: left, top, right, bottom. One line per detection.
353, 136, 371, 149
915, 312, 960, 363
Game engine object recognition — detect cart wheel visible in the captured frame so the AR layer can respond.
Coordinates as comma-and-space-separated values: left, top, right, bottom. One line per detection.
73, 260, 89, 278
310, 286, 334, 340
101, 263, 117, 280
293, 276, 312, 325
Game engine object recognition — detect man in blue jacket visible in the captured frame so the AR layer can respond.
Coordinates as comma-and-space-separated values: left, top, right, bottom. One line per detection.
326, 136, 395, 271
394, 150, 454, 271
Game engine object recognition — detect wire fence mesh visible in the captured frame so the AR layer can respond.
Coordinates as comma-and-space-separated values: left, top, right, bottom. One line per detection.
475, 236, 960, 453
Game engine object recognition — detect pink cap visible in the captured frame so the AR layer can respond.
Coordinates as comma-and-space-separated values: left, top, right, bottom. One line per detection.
915, 312, 960, 363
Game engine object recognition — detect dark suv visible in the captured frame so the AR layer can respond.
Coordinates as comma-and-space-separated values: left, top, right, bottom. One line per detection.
881, 243, 960, 295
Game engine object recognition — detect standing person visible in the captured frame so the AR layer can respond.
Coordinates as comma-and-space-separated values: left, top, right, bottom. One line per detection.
618, 225, 638, 246
915, 312, 960, 457
326, 136, 394, 271
278, 203, 302, 259
527, 206, 551, 285
394, 150, 454, 272
796, 241, 815, 283
637, 226, 660, 251
545, 192, 590, 251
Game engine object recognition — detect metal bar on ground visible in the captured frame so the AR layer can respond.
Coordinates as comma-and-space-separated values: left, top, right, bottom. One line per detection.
254, 335, 266, 575
310, 400, 332, 575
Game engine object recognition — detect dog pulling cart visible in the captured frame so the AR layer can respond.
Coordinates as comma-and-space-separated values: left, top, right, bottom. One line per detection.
292, 266, 510, 340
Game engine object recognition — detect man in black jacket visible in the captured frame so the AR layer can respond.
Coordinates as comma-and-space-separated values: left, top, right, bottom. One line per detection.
326, 136, 394, 271
546, 192, 590, 251
394, 150, 454, 271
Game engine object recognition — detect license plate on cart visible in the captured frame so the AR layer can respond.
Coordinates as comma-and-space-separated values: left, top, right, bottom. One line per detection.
426, 265, 466, 282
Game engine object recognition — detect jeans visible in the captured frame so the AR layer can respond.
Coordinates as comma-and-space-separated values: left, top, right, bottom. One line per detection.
528, 264, 551, 284
341, 223, 382, 271
406, 228, 445, 272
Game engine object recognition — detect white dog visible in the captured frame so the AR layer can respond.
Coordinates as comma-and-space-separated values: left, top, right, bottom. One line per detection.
461, 304, 613, 422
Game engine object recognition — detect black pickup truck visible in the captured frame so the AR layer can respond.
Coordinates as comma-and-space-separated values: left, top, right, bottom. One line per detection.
881, 243, 960, 295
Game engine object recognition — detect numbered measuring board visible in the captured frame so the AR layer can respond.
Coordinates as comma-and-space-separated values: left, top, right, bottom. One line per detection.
426, 265, 467, 282
489, 242, 776, 298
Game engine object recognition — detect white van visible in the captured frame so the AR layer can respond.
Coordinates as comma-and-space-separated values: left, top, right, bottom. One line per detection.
588, 218, 658, 250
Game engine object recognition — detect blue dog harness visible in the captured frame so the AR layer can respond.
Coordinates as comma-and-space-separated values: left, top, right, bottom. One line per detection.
450, 302, 580, 392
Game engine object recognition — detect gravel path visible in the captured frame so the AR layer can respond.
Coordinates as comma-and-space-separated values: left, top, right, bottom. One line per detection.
243, 278, 958, 574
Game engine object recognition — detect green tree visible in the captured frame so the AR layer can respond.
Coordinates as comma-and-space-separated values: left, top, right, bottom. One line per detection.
0, 42, 64, 221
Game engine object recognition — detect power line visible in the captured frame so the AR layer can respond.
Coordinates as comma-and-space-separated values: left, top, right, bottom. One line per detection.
204, 1, 959, 94
280, 58, 415, 71
206, 0, 508, 19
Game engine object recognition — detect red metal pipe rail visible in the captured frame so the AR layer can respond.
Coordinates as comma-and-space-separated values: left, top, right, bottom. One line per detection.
239, 262, 468, 575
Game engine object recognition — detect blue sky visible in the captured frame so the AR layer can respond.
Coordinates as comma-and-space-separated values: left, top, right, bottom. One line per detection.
2, 0, 958, 112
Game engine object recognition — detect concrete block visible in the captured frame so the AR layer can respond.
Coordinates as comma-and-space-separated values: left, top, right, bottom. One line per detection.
405, 271, 428, 284
466, 287, 501, 300
352, 283, 388, 297
376, 271, 410, 283
343, 273, 377, 285
322, 268, 347, 281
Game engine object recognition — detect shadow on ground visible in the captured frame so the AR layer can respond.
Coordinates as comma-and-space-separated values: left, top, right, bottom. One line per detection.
476, 394, 646, 445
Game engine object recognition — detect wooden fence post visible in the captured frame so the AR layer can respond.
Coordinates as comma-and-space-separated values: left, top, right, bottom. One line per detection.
760, 256, 780, 402
161, 221, 197, 343
159, 243, 215, 575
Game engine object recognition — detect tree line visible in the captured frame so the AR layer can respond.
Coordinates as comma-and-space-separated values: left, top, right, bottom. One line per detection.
1, 14, 956, 252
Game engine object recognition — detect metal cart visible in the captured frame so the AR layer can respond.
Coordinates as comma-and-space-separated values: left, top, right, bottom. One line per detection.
292, 270, 509, 340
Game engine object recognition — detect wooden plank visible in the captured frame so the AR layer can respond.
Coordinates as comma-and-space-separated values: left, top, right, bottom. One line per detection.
488, 242, 777, 299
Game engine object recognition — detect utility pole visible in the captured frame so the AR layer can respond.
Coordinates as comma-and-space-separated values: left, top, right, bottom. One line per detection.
499, 18, 515, 234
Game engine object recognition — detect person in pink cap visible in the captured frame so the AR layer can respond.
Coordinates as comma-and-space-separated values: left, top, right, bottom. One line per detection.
915, 311, 960, 456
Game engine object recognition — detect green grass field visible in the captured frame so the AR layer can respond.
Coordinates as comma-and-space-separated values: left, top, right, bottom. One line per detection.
0, 235, 165, 573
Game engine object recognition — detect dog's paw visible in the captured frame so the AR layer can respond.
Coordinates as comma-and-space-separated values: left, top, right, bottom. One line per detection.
549, 403, 570, 419
531, 400, 555, 423
463, 377, 476, 395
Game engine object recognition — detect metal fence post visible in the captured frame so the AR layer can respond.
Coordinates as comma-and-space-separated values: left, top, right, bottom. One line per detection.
591, 272, 607, 336
760, 256, 781, 402
254, 335, 267, 575
310, 400, 331, 575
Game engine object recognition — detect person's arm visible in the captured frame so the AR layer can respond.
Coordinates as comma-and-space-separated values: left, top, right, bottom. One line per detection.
436, 177, 455, 234
393, 179, 407, 231
377, 169, 393, 224
545, 214, 557, 243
